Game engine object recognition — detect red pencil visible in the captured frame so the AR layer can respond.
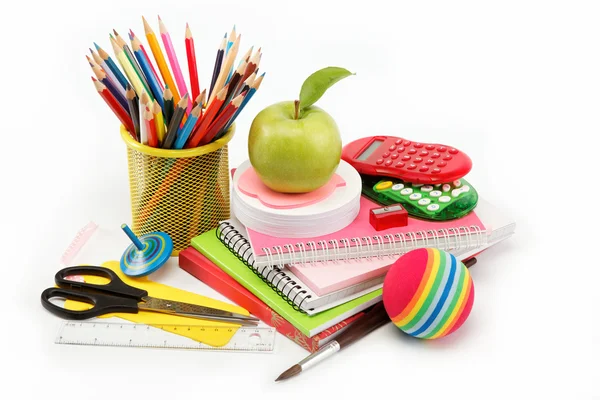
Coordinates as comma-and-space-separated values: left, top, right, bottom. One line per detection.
185, 23, 200, 102
93, 78, 135, 136
186, 86, 227, 147
197, 92, 244, 146
146, 110, 158, 147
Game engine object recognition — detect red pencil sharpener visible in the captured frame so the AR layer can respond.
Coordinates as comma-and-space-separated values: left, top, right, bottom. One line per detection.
369, 204, 409, 231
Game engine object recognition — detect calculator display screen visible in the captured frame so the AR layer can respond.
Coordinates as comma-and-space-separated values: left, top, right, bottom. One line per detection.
356, 139, 383, 160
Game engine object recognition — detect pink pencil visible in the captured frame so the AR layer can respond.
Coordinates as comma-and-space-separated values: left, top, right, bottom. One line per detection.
158, 16, 190, 113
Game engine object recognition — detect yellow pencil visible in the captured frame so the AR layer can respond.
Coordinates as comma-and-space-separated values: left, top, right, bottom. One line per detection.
207, 34, 240, 106
110, 37, 146, 97
142, 16, 180, 104
152, 100, 166, 145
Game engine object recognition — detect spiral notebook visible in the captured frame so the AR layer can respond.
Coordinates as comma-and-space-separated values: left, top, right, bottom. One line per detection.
233, 195, 489, 268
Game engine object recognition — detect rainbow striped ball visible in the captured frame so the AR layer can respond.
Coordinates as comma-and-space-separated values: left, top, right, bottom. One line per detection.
383, 248, 475, 339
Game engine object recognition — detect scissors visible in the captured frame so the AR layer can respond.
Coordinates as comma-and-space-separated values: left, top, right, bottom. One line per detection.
40, 266, 259, 326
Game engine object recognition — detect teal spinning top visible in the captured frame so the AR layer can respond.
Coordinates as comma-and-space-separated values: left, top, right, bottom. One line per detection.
120, 224, 173, 277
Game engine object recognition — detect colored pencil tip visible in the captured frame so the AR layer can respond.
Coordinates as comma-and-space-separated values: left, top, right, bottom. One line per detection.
91, 76, 97, 81
157, 14, 162, 21
93, 42, 101, 50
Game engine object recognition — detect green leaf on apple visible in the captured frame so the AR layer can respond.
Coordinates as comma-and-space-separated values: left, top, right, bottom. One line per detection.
296, 67, 355, 118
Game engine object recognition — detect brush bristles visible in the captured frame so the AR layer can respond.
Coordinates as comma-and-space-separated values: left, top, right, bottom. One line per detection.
275, 364, 302, 382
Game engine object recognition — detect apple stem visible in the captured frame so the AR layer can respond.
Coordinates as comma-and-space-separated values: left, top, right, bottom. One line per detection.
294, 100, 300, 120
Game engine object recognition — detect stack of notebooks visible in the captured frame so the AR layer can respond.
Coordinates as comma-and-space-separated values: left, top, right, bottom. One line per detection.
179, 181, 515, 352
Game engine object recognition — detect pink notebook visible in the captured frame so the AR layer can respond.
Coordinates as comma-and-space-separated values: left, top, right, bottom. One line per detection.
238, 196, 488, 268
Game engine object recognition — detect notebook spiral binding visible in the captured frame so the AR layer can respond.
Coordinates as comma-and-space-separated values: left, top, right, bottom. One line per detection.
216, 221, 486, 314
217, 221, 314, 313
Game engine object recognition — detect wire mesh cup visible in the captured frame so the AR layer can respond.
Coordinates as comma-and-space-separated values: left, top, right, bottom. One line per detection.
120, 124, 234, 256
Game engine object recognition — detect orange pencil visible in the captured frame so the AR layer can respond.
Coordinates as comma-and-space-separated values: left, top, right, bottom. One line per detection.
186, 86, 227, 147
93, 78, 135, 137
142, 16, 180, 103
198, 93, 244, 146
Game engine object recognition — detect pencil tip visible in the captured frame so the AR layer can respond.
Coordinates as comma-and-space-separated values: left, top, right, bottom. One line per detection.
93, 42, 100, 50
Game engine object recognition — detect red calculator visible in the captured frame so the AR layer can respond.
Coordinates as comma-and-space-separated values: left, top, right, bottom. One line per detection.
341, 136, 472, 183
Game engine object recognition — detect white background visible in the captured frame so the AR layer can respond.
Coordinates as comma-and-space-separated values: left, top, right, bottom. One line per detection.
3, 0, 599, 398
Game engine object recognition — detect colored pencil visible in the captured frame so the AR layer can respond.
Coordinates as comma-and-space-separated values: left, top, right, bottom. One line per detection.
91, 64, 129, 111
185, 23, 200, 102
221, 72, 264, 135
152, 99, 166, 145
158, 16, 189, 108
145, 109, 158, 147
131, 34, 164, 107
174, 104, 201, 149
162, 94, 188, 149
139, 109, 149, 145
91, 49, 124, 98
93, 78, 135, 136
143, 16, 180, 103
163, 86, 174, 126
95, 42, 129, 90
110, 37, 146, 98
207, 34, 240, 106
114, 29, 153, 100
198, 93, 244, 146
242, 50, 260, 85
223, 60, 246, 106
126, 85, 140, 140
225, 25, 236, 83
188, 86, 227, 147
130, 29, 164, 91
193, 88, 207, 109
208, 34, 226, 100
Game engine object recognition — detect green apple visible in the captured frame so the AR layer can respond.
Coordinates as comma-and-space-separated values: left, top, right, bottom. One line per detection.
248, 67, 354, 193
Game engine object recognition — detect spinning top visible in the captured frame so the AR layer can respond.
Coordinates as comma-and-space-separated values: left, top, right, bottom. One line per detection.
120, 224, 173, 277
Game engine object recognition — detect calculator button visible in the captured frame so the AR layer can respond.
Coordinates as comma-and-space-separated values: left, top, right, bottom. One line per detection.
395, 162, 405, 168
462, 185, 470, 192
397, 147, 405, 153
391, 183, 404, 191
451, 189, 462, 197
395, 139, 403, 145
439, 196, 451, 203
426, 159, 434, 165
391, 153, 399, 159
420, 151, 429, 156
382, 152, 390, 158
443, 155, 453, 161
426, 145, 435, 150
409, 193, 422, 200
376, 159, 384, 165
427, 204, 440, 211
400, 188, 413, 195
407, 164, 417, 170
438, 146, 447, 152
419, 166, 429, 172
375, 181, 393, 190
385, 160, 393, 166
432, 168, 441, 174
408, 149, 417, 155
403, 140, 411, 146
414, 143, 423, 148
449, 148, 458, 154
414, 157, 423, 163
431, 153, 440, 159
421, 185, 433, 192
437, 161, 447, 167
453, 180, 462, 187
402, 155, 411, 161
418, 198, 431, 205
430, 190, 442, 197
389, 145, 397, 151
442, 184, 451, 192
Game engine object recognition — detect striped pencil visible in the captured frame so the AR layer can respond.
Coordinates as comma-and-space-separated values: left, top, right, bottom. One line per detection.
208, 34, 226, 100
207, 34, 240, 106
95, 42, 129, 90
198, 93, 244, 146
93, 78, 135, 136
131, 34, 164, 107
158, 16, 189, 109
185, 23, 200, 102
130, 29, 164, 91
143, 16, 180, 103
163, 86, 174, 126
91, 64, 129, 111
162, 94, 188, 149
173, 104, 202, 149
152, 100, 166, 145
126, 85, 140, 140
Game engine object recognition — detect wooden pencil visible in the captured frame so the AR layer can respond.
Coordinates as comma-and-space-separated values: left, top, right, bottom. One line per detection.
162, 94, 188, 149
152, 99, 166, 145
185, 23, 200, 102
130, 29, 164, 91
126, 85, 140, 140
163, 86, 174, 126
174, 104, 201, 149
143, 16, 180, 103
110, 36, 146, 98
223, 60, 247, 106
91, 64, 129, 111
197, 92, 244, 146
242, 50, 260, 85
158, 16, 189, 106
221, 72, 263, 136
131, 34, 164, 107
93, 78, 135, 136
114, 29, 154, 100
95, 42, 129, 91
224, 25, 237, 82
146, 109, 158, 147
207, 34, 240, 106
188, 86, 227, 146
208, 34, 226, 100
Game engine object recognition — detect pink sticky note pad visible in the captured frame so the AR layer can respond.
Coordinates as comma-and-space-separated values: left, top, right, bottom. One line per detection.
237, 167, 346, 209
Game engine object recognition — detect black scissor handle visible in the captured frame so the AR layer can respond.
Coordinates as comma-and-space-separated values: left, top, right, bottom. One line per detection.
54, 266, 148, 300
40, 287, 140, 320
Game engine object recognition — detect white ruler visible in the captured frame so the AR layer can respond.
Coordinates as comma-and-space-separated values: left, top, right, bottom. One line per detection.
55, 320, 276, 353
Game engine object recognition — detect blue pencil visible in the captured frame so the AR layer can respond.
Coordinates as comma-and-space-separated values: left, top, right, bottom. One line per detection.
131, 35, 164, 109
94, 42, 129, 90
173, 105, 201, 149
225, 25, 236, 83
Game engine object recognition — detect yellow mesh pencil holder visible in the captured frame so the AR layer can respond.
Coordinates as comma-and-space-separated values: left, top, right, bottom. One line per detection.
120, 124, 234, 256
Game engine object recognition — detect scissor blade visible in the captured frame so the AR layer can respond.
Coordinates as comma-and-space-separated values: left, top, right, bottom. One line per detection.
139, 296, 260, 326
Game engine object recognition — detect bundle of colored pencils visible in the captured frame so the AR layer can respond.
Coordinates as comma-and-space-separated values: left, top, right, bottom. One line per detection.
88, 17, 264, 149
